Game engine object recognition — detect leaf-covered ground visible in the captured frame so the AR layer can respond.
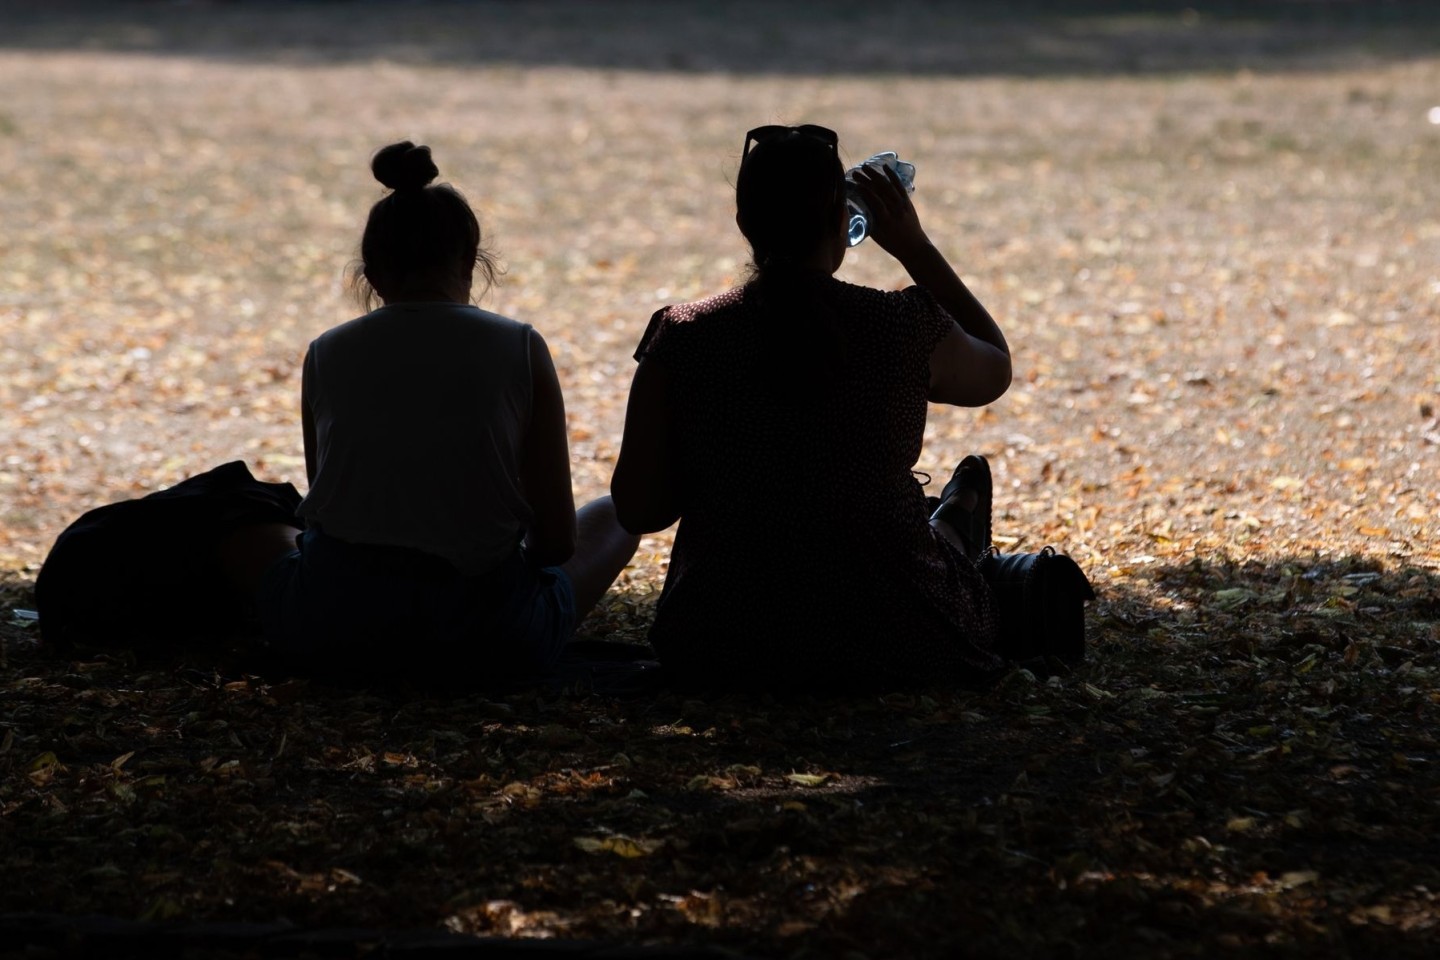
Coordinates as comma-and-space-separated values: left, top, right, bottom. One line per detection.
2, 2, 1438, 957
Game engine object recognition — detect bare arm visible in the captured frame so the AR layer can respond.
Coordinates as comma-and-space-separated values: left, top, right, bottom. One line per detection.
301, 351, 318, 487
611, 356, 680, 535
851, 164, 1012, 407
520, 329, 577, 566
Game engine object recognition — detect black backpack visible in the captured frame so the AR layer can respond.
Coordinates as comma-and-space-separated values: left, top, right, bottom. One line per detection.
34, 461, 302, 652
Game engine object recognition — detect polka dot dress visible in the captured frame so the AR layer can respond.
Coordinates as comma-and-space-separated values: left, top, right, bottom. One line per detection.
635, 274, 1003, 690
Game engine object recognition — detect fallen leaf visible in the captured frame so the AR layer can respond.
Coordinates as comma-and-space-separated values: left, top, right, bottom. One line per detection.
785, 772, 832, 788
573, 835, 665, 858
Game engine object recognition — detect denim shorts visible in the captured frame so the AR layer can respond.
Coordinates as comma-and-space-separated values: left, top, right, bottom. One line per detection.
258, 528, 576, 689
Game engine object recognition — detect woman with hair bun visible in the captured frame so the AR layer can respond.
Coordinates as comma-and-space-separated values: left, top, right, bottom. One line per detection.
611, 124, 1012, 691
260, 141, 638, 688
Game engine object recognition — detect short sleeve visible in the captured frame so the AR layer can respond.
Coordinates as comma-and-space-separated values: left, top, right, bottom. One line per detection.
900, 285, 957, 353
633, 306, 672, 363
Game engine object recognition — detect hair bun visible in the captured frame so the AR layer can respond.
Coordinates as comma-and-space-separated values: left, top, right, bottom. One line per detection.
372, 141, 440, 191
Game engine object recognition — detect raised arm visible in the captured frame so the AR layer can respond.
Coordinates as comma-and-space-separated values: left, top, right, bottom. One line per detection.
519, 328, 578, 566
851, 164, 1012, 407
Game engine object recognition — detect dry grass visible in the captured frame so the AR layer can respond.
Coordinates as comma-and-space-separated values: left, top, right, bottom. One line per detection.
1, 2, 1439, 955
1, 3, 1435, 581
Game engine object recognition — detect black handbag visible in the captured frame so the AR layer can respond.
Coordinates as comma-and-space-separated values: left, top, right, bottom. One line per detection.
980, 546, 1095, 664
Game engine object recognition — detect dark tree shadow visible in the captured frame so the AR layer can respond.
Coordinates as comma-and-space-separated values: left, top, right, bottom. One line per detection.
3, 0, 1439, 77
1, 551, 1436, 955
541, 550, 1436, 955
665, 550, 1440, 955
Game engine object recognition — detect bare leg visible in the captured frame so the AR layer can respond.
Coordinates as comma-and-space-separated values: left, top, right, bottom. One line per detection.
560, 496, 641, 620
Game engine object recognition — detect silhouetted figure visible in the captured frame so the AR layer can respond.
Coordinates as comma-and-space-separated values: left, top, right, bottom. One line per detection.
611, 124, 1012, 691
258, 142, 638, 688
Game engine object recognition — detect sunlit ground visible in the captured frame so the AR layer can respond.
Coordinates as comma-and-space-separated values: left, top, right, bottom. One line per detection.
1, 2, 1438, 955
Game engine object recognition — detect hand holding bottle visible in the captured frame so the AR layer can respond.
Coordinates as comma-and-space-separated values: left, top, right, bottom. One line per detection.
850, 159, 1011, 394
849, 160, 930, 262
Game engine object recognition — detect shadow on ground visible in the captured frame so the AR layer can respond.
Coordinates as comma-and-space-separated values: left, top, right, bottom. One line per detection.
1, 548, 1436, 955
2, 0, 1439, 77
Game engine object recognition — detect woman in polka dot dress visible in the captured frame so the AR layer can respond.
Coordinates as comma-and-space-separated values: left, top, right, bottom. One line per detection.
612, 124, 1013, 691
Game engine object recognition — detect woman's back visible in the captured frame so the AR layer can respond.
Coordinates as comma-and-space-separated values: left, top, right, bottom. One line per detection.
642, 278, 938, 536
300, 302, 535, 576
638, 276, 1001, 688
260, 140, 639, 689
613, 123, 1010, 691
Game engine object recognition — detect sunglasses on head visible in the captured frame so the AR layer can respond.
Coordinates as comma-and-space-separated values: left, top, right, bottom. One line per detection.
742, 124, 839, 159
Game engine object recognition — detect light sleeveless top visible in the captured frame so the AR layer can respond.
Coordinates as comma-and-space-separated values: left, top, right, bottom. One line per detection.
297, 302, 535, 576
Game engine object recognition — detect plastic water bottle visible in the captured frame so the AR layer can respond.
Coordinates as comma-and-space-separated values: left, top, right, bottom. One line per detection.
845, 152, 916, 247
